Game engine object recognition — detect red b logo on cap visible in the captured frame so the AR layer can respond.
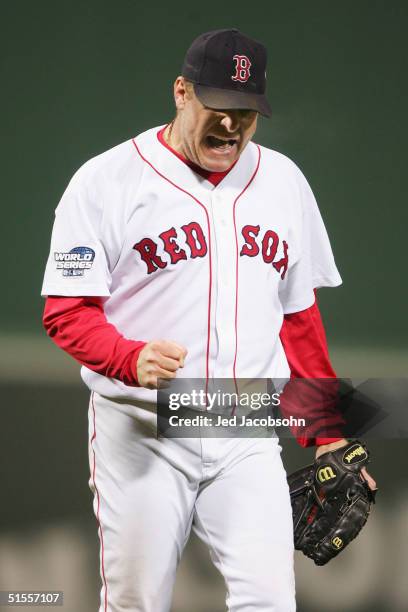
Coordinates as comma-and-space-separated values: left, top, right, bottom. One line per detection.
231, 55, 252, 83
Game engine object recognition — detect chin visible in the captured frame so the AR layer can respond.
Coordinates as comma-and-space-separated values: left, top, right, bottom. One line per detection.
202, 154, 237, 173
199, 141, 240, 173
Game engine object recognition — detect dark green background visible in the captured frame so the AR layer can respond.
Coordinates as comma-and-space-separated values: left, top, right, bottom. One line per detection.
2, 0, 407, 345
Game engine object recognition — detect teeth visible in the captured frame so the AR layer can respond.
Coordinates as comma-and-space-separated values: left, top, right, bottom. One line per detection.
207, 135, 237, 148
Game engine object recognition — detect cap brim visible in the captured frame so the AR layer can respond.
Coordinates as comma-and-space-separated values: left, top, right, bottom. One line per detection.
194, 83, 272, 118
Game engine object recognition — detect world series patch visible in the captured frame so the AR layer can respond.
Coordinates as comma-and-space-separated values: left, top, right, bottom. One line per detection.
54, 246, 95, 277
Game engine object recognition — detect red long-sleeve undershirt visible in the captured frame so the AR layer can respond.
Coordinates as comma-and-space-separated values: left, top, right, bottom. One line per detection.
43, 296, 146, 387
279, 297, 344, 446
42, 294, 343, 446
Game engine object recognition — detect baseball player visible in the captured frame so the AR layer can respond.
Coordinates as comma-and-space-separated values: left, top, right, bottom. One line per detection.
41, 29, 376, 612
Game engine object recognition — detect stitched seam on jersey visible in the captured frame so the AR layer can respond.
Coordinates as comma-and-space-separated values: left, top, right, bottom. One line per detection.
232, 144, 262, 387
41, 284, 111, 293
112, 143, 147, 275
90, 392, 109, 612
131, 137, 212, 386
312, 274, 342, 287
82, 181, 108, 276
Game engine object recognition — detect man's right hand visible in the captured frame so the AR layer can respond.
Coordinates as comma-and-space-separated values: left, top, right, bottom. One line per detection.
136, 340, 188, 389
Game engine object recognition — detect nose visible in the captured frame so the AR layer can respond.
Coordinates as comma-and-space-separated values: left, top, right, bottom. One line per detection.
220, 112, 240, 133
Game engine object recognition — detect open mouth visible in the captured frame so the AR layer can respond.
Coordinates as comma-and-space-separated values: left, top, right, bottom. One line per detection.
205, 135, 238, 152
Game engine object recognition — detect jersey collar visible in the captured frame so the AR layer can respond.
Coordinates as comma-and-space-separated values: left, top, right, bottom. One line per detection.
133, 125, 260, 195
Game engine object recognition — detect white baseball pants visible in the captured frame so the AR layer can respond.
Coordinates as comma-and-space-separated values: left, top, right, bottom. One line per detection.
88, 392, 296, 612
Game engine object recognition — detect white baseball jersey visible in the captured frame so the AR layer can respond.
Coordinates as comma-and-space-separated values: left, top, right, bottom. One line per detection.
42, 125, 341, 400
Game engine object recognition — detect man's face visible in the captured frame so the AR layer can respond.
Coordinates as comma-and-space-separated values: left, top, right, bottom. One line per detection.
174, 78, 258, 172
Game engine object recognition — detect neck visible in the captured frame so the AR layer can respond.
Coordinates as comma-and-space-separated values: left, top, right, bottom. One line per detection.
163, 118, 180, 151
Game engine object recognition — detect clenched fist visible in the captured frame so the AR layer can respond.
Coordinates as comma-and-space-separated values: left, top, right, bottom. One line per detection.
136, 340, 188, 389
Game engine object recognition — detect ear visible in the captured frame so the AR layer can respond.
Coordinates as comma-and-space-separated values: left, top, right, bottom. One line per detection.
173, 76, 189, 111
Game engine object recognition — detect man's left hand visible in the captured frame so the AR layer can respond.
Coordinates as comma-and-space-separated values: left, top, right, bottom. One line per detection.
315, 438, 377, 491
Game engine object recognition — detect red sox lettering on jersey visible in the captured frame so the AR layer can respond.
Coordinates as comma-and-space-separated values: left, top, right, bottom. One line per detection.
133, 221, 289, 279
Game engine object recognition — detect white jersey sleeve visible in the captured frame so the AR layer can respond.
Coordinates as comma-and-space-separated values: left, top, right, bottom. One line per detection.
278, 166, 342, 314
41, 166, 114, 297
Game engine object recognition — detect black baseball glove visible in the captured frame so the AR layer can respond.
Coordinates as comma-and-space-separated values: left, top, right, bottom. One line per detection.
287, 440, 377, 565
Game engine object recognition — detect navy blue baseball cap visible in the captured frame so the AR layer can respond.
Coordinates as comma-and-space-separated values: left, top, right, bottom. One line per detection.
182, 29, 272, 117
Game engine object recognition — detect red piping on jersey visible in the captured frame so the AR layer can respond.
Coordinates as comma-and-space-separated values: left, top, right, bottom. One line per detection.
132, 137, 213, 385
90, 393, 108, 612
232, 145, 262, 385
